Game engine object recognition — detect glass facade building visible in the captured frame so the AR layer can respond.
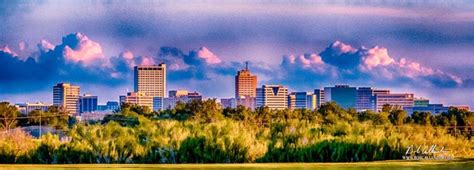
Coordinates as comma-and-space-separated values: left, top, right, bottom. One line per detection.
324, 85, 357, 109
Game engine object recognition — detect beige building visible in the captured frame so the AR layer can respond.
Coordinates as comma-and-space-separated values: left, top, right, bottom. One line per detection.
235, 62, 257, 98
119, 92, 154, 110
256, 85, 288, 110
53, 83, 80, 115
134, 64, 167, 98
169, 90, 189, 98
374, 93, 414, 112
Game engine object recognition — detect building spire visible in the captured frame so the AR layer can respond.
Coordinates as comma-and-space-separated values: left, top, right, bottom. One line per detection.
245, 61, 249, 70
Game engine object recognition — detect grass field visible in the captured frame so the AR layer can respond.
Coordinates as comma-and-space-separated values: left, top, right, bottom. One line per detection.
1, 160, 474, 170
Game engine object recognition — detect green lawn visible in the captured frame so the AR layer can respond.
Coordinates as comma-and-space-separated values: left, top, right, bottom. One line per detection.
1, 160, 474, 170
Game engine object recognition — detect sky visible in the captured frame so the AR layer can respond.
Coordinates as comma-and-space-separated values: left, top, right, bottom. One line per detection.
0, 0, 473, 107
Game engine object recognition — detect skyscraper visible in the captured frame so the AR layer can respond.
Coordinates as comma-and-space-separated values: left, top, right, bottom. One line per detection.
134, 64, 167, 98
235, 62, 257, 98
79, 93, 98, 114
53, 83, 80, 115
324, 85, 357, 109
256, 85, 288, 110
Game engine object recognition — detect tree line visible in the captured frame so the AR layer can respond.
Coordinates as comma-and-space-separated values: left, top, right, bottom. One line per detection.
0, 100, 473, 163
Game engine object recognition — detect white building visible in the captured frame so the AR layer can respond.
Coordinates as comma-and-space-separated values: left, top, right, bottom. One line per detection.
15, 102, 52, 115
256, 85, 288, 110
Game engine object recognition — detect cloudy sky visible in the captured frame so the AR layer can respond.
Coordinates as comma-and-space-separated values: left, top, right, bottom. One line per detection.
0, 0, 473, 107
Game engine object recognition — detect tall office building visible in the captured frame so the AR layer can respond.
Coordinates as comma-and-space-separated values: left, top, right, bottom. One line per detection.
355, 87, 392, 111
371, 89, 390, 111
314, 89, 325, 108
119, 92, 154, 110
235, 62, 257, 98
374, 93, 414, 112
79, 93, 98, 114
53, 83, 80, 115
256, 85, 288, 110
134, 64, 167, 98
356, 87, 374, 111
324, 85, 357, 109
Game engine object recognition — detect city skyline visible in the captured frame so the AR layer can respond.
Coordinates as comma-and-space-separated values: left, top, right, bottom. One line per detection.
0, 1, 473, 108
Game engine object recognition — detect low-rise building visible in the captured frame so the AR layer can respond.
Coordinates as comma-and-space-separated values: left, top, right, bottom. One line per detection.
374, 93, 414, 112
119, 92, 153, 110
160, 90, 203, 110
15, 102, 52, 115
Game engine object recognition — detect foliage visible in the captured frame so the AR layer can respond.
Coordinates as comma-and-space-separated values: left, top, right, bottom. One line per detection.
0, 100, 472, 163
19, 106, 69, 130
0, 102, 20, 130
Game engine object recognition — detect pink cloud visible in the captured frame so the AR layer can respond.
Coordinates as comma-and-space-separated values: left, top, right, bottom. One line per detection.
37, 39, 55, 52
360, 46, 395, 69
356, 44, 462, 85
62, 32, 105, 65
0, 45, 17, 56
139, 56, 156, 66
18, 41, 27, 51
285, 54, 324, 68
282, 41, 463, 87
331, 40, 356, 54
196, 46, 222, 64
117, 51, 156, 68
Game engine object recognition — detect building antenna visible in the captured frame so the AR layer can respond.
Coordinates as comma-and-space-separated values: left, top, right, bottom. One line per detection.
245, 61, 249, 70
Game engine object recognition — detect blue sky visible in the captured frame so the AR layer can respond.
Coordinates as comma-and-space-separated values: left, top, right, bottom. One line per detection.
0, 1, 473, 107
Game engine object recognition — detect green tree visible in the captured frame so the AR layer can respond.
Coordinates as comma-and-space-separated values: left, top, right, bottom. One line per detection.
411, 111, 432, 125
0, 102, 20, 130
388, 109, 407, 126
